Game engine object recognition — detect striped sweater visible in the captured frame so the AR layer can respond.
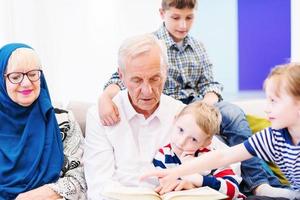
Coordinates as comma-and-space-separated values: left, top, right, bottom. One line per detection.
244, 127, 300, 191
153, 137, 245, 200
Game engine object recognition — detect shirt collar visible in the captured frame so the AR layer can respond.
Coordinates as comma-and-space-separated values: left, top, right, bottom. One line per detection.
120, 90, 171, 124
156, 24, 195, 51
280, 128, 300, 146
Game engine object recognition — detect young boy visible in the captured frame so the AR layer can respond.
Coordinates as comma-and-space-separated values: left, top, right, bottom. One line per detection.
153, 101, 245, 199
142, 63, 300, 199
98, 0, 282, 196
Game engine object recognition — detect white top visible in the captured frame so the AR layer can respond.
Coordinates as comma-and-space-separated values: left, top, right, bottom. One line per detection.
84, 90, 184, 200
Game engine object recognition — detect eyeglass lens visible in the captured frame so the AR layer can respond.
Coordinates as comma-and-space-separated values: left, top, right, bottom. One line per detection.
7, 70, 41, 84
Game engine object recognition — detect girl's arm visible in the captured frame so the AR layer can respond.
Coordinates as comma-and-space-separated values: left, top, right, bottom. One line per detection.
142, 143, 252, 190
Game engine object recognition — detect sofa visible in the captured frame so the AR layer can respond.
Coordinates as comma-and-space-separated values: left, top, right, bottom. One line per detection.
66, 98, 268, 135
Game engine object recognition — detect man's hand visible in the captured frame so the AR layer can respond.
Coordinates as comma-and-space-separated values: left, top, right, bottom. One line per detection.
98, 93, 120, 126
16, 185, 62, 200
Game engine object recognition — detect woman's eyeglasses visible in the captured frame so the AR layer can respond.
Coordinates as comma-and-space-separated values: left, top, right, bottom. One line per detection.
4, 69, 42, 84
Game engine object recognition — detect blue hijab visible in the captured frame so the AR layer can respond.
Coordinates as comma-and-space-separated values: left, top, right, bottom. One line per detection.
0, 43, 64, 199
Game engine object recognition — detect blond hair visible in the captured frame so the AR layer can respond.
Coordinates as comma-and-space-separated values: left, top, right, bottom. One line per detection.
264, 63, 300, 100
161, 0, 197, 10
177, 101, 221, 137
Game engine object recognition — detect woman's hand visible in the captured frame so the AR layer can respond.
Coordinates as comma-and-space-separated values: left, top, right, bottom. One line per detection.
98, 93, 120, 126
15, 185, 62, 200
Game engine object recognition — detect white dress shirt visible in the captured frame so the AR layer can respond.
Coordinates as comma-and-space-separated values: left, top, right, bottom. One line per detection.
84, 90, 184, 200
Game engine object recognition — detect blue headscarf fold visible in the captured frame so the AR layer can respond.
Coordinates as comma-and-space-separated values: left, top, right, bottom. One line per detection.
0, 43, 64, 199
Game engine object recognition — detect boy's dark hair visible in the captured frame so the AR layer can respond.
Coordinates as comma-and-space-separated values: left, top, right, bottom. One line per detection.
161, 0, 197, 10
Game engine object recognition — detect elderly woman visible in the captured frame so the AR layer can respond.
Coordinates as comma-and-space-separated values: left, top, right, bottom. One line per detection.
0, 43, 86, 200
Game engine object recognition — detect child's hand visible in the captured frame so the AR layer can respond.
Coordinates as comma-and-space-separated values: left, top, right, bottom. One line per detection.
182, 174, 204, 187
140, 169, 179, 191
155, 179, 196, 195
99, 93, 120, 126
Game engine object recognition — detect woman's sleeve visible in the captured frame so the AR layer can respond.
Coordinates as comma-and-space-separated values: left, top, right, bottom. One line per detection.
47, 109, 87, 200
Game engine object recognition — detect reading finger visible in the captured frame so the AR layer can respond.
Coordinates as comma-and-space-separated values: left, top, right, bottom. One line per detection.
174, 181, 184, 191
154, 185, 162, 193
159, 182, 178, 195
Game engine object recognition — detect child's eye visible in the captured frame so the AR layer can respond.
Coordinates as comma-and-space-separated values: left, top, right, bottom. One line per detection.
178, 127, 184, 134
192, 138, 197, 142
270, 98, 276, 103
172, 17, 179, 20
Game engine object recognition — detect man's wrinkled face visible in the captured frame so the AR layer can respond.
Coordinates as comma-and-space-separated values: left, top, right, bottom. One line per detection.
119, 46, 166, 118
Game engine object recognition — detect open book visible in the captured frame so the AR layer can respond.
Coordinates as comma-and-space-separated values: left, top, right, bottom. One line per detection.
102, 185, 227, 200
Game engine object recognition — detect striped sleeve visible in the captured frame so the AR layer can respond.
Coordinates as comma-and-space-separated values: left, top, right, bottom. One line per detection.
201, 137, 245, 199
152, 144, 181, 169
202, 167, 245, 199
153, 148, 168, 169
243, 127, 275, 162
103, 72, 126, 90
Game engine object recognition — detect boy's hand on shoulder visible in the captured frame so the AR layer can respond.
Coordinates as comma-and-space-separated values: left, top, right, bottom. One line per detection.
98, 93, 120, 126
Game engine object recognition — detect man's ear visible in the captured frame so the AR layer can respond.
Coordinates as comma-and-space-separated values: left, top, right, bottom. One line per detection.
159, 8, 165, 19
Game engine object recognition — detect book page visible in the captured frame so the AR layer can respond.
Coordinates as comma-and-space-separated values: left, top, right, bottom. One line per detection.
161, 187, 228, 200
102, 185, 227, 200
102, 185, 161, 200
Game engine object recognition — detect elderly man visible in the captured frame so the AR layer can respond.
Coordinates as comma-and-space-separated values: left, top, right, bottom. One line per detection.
84, 34, 185, 199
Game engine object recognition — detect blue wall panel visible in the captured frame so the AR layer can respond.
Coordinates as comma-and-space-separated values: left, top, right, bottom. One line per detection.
238, 0, 291, 90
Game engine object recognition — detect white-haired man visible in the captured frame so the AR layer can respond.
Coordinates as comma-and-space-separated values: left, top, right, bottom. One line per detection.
84, 34, 186, 199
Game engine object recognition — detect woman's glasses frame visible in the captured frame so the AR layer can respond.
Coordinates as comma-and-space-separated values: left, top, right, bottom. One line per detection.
4, 69, 42, 84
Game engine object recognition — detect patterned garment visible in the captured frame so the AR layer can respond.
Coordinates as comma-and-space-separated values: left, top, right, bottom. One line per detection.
244, 127, 300, 191
153, 143, 245, 199
104, 24, 223, 101
47, 108, 87, 200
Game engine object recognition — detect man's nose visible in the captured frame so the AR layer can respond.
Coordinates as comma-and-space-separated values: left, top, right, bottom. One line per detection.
141, 82, 153, 95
